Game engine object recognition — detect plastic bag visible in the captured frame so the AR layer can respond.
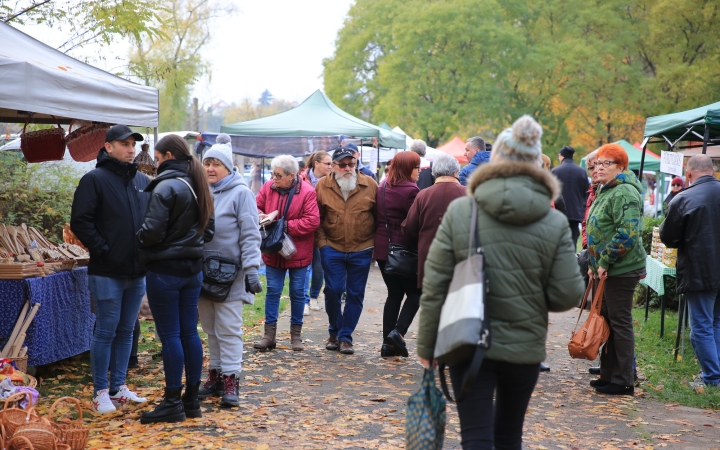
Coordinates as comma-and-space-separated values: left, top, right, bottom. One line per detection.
279, 233, 297, 259
405, 368, 446, 450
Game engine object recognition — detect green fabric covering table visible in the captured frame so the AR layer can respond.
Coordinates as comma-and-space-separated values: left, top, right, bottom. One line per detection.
639, 256, 676, 337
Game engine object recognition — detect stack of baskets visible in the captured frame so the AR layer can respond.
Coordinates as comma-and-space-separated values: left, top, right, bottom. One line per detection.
1, 394, 88, 450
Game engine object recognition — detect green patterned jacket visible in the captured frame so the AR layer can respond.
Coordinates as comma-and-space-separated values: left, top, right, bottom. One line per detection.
586, 170, 647, 276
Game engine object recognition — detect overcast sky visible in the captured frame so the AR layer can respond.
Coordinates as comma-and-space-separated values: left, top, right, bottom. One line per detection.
17, 0, 354, 107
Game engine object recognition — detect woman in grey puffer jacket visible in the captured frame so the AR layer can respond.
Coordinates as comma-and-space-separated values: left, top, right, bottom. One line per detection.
197, 136, 263, 408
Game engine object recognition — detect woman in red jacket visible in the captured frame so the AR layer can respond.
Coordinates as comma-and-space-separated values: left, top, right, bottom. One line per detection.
375, 151, 421, 357
255, 155, 320, 352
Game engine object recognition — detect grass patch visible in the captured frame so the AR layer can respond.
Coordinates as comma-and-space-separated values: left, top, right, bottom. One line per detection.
36, 274, 289, 399
633, 307, 720, 409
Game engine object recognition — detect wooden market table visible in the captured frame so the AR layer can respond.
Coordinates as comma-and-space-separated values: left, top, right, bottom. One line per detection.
0, 267, 94, 366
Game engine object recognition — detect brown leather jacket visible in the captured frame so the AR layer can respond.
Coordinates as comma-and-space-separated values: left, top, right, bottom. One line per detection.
315, 172, 378, 252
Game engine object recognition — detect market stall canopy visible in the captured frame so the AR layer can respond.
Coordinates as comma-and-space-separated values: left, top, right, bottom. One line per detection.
644, 100, 720, 144
436, 136, 468, 163
580, 140, 661, 172
391, 125, 442, 165
220, 90, 406, 149
0, 21, 158, 127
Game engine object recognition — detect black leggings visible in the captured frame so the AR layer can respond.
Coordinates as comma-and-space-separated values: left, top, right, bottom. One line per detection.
377, 260, 421, 339
449, 358, 540, 450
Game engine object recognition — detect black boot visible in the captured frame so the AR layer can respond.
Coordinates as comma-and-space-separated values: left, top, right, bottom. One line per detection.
182, 381, 202, 419
140, 387, 185, 424
220, 373, 239, 408
386, 329, 408, 357
198, 369, 224, 399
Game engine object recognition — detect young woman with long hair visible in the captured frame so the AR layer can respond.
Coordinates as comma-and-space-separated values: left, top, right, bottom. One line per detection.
137, 134, 215, 423
374, 151, 421, 357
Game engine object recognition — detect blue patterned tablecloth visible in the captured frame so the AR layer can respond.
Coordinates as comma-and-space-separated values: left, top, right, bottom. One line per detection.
0, 268, 94, 366
639, 256, 676, 296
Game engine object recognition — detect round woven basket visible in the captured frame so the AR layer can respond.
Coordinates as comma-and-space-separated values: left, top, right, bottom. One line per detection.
48, 397, 88, 450
20, 115, 65, 163
65, 122, 109, 163
9, 356, 27, 373
1, 392, 38, 437
7, 435, 35, 450
13, 418, 55, 450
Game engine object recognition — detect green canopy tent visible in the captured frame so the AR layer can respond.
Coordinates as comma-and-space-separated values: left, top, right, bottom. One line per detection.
580, 140, 661, 172
639, 100, 720, 175
220, 90, 406, 149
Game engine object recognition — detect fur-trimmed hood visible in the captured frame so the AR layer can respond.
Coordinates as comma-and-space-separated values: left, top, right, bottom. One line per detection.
467, 161, 562, 225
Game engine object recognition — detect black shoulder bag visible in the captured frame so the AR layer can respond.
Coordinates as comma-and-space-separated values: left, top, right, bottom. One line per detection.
382, 183, 418, 279
260, 184, 296, 254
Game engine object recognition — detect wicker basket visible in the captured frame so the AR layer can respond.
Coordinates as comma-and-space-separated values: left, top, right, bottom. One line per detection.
1, 392, 38, 437
48, 398, 88, 450
9, 356, 27, 373
13, 418, 55, 450
20, 116, 65, 163
66, 122, 109, 163
7, 435, 35, 450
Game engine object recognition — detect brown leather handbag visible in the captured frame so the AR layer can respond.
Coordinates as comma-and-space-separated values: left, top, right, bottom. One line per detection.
568, 277, 610, 360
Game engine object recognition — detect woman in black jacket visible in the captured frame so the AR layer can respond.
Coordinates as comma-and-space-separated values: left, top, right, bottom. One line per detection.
137, 135, 215, 424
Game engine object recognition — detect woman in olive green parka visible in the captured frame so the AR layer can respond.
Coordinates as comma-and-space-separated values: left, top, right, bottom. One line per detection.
416, 116, 585, 449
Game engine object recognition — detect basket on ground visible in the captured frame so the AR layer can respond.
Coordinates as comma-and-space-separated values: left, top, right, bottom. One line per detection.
1, 392, 38, 436
48, 397, 88, 450
13, 418, 55, 450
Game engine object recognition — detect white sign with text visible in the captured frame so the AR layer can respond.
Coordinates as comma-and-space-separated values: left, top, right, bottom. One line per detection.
660, 151, 683, 175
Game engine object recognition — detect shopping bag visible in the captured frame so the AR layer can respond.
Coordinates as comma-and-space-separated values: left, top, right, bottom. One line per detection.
405, 368, 446, 450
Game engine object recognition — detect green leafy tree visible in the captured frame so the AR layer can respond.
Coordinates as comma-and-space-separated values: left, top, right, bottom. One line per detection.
258, 89, 274, 107
1, 0, 165, 53
128, 0, 235, 131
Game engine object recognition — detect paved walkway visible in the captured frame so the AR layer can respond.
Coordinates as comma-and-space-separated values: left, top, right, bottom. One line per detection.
110, 266, 720, 448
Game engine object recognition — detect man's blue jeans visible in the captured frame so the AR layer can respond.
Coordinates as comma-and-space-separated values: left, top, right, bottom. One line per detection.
146, 271, 204, 390
320, 246, 373, 343
89, 275, 145, 394
304, 246, 324, 304
686, 289, 720, 386
266, 265, 308, 326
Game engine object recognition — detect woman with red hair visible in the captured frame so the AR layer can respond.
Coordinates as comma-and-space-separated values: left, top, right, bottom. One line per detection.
586, 143, 646, 396
374, 151, 421, 357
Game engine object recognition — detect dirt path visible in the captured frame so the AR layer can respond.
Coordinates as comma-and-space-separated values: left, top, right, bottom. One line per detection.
87, 266, 720, 449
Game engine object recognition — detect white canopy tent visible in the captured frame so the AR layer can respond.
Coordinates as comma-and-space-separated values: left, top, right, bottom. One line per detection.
392, 126, 444, 167
0, 21, 158, 127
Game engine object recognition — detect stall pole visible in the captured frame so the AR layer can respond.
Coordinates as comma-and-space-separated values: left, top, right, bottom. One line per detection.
638, 137, 649, 177
153, 128, 158, 147
377, 144, 381, 179
702, 123, 710, 154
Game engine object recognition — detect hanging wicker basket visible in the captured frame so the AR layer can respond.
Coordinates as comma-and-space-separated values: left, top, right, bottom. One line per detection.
65, 122, 109, 162
47, 398, 88, 450
134, 143, 157, 176
20, 115, 65, 163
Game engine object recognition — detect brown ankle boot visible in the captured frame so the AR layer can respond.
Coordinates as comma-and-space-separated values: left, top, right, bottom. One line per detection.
290, 324, 303, 351
253, 323, 277, 352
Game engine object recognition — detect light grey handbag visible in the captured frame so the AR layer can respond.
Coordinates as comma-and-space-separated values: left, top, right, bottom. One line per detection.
433, 199, 490, 402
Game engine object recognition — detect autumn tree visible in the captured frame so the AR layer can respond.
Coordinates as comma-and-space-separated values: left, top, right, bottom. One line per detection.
1, 0, 165, 53
128, 0, 234, 131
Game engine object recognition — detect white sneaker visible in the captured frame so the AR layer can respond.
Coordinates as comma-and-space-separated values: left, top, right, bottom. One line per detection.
109, 385, 147, 407
304, 304, 310, 316
92, 389, 117, 414
309, 298, 321, 311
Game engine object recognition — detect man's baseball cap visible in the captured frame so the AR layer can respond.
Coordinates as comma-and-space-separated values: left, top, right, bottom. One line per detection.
344, 142, 359, 153
332, 148, 355, 162
105, 125, 144, 143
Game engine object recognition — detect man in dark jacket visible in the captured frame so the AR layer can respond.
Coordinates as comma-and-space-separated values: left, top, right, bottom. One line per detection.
458, 136, 489, 186
70, 125, 151, 414
552, 145, 589, 249
660, 155, 720, 389
345, 143, 377, 181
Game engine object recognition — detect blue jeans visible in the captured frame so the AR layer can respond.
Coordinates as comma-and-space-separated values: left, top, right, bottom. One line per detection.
146, 271, 204, 390
304, 246, 324, 303
686, 289, 720, 386
265, 265, 308, 326
89, 275, 145, 394
320, 246, 373, 343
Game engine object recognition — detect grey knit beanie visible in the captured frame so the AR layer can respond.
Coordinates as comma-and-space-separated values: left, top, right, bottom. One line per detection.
202, 133, 233, 172
492, 115, 543, 163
